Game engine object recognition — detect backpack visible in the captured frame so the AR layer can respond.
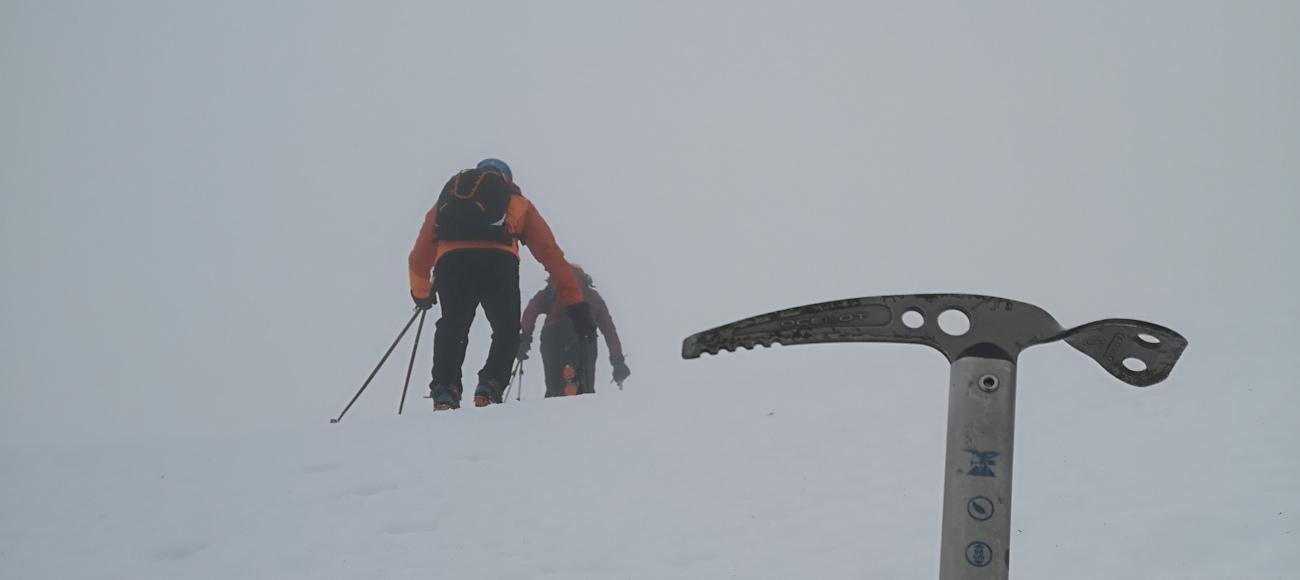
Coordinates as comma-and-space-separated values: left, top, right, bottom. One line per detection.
536, 274, 593, 313
434, 169, 516, 245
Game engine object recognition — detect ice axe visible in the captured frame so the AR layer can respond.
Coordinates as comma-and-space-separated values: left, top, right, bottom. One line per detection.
682, 294, 1187, 579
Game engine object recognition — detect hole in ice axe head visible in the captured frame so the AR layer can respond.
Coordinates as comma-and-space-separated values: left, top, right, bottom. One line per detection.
938, 309, 971, 336
902, 309, 925, 329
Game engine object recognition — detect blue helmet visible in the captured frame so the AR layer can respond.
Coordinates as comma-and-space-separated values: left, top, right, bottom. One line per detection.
476, 158, 512, 181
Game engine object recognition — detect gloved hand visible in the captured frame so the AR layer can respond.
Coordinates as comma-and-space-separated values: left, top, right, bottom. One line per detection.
517, 335, 532, 361
567, 302, 597, 342
411, 291, 436, 311
612, 358, 631, 383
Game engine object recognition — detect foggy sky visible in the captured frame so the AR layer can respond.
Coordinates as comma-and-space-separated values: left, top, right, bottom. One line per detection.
2, 0, 1296, 456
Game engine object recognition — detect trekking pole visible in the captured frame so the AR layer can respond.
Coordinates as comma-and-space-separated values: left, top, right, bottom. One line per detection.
516, 362, 524, 401
397, 310, 427, 415
330, 308, 422, 424
501, 359, 521, 403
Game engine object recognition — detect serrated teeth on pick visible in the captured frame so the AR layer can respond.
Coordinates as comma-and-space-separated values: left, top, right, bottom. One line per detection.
699, 338, 781, 356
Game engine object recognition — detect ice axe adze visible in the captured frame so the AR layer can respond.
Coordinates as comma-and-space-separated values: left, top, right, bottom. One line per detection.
682, 294, 1187, 580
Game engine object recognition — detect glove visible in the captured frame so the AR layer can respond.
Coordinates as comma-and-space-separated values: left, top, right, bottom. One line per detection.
567, 302, 597, 342
411, 291, 436, 311
612, 359, 631, 384
517, 335, 532, 361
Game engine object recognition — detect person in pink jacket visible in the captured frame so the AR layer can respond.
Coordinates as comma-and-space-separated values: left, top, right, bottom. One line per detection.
517, 265, 629, 396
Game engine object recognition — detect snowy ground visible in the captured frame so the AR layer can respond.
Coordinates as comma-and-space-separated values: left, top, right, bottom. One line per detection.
3, 5, 1297, 578
4, 345, 1295, 580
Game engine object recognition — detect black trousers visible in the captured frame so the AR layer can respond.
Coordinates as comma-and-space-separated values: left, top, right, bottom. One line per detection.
430, 249, 521, 389
539, 323, 598, 397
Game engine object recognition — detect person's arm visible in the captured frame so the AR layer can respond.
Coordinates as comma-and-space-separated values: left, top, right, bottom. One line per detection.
517, 200, 582, 306
588, 290, 625, 363
520, 289, 548, 339
408, 206, 438, 299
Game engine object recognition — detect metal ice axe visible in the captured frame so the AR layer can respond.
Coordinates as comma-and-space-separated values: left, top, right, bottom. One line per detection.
681, 294, 1187, 580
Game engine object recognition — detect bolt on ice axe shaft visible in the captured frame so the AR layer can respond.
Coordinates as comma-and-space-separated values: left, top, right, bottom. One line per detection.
330, 308, 422, 424
681, 294, 1187, 580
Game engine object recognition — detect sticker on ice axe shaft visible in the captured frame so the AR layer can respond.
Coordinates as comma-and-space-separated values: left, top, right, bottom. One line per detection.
681, 294, 1187, 578
965, 449, 1000, 477
967, 496, 995, 522
965, 541, 993, 567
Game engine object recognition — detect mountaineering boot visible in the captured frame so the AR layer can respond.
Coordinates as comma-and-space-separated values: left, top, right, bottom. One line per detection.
562, 365, 579, 397
431, 382, 462, 411
474, 378, 505, 407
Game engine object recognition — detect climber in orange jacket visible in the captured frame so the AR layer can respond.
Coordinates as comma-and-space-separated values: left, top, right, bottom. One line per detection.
408, 158, 594, 410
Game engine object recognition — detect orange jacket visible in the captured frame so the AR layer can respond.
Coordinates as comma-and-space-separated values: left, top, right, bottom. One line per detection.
408, 189, 583, 306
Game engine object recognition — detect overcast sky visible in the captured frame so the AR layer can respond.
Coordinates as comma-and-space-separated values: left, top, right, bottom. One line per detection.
1, 1, 1296, 454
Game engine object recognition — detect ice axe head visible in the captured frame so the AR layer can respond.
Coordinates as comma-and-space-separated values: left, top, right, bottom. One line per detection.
682, 294, 1187, 387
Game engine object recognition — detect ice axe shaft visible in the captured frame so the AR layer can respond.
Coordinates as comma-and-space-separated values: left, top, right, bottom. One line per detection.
941, 357, 1015, 576
683, 294, 1187, 579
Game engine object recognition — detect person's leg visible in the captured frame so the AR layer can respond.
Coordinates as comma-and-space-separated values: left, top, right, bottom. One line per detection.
557, 340, 584, 396
477, 252, 522, 395
578, 341, 600, 395
539, 328, 573, 398
429, 253, 479, 405
540, 342, 562, 397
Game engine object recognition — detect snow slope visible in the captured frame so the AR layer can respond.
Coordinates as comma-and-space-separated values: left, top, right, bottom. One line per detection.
3, 2, 1296, 579
3, 347, 1295, 580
